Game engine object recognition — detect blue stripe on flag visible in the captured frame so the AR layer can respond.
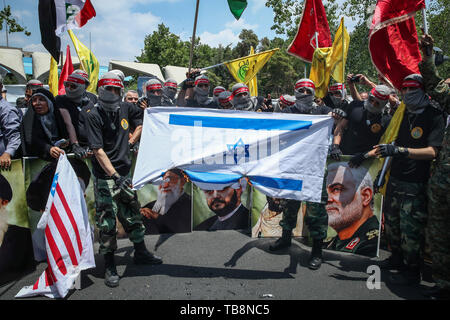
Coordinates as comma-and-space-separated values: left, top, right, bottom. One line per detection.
184, 170, 242, 184
183, 170, 302, 192
169, 114, 312, 131
249, 176, 303, 191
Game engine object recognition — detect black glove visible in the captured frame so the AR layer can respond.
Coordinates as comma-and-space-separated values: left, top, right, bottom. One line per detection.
329, 144, 343, 161
129, 141, 139, 153
72, 143, 88, 159
348, 152, 367, 168
331, 108, 347, 120
112, 173, 132, 191
377, 144, 409, 157
373, 170, 386, 193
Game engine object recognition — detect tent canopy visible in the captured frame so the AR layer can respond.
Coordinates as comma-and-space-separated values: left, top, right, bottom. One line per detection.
109, 60, 164, 82
0, 48, 27, 84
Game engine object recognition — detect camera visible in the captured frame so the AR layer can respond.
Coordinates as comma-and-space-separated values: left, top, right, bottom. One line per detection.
434, 47, 449, 66
350, 75, 360, 83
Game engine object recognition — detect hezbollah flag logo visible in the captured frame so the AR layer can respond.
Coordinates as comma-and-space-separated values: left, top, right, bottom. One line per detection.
237, 60, 250, 82
225, 48, 279, 84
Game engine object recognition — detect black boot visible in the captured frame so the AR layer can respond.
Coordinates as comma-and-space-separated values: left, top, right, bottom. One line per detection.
308, 238, 323, 270
269, 229, 292, 251
379, 250, 406, 271
133, 241, 163, 265
104, 253, 119, 288
388, 266, 421, 286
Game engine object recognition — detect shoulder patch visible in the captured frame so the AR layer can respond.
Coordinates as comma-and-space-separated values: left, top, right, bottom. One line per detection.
366, 230, 379, 241
345, 237, 360, 250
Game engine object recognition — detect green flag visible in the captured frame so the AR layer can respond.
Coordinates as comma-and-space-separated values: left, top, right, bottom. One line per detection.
228, 0, 247, 20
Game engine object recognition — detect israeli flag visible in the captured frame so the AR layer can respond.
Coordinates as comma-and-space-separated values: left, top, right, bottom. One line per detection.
132, 107, 333, 203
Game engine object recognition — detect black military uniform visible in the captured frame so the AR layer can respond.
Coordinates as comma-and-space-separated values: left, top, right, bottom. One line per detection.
340, 100, 392, 155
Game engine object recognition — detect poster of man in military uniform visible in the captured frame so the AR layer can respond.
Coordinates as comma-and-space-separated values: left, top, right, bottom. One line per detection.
324, 157, 383, 257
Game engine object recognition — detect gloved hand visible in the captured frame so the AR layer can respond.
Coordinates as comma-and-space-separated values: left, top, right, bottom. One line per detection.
348, 152, 367, 168
112, 173, 132, 191
72, 143, 88, 159
329, 144, 343, 161
373, 170, 386, 194
375, 144, 409, 157
129, 141, 139, 154
331, 108, 347, 120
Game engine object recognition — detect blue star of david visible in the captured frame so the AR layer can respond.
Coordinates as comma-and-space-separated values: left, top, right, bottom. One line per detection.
227, 138, 249, 164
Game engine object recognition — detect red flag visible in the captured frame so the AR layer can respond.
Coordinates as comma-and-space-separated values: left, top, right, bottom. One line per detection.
58, 45, 74, 95
287, 0, 332, 63
77, 0, 96, 28
369, 0, 426, 90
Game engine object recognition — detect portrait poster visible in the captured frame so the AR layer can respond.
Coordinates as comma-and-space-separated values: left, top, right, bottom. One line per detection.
321, 156, 383, 257
251, 187, 305, 238
0, 160, 35, 284
192, 180, 252, 232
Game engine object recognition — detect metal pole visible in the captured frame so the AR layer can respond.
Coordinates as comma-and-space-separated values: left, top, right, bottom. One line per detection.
188, 0, 200, 73
422, 8, 428, 34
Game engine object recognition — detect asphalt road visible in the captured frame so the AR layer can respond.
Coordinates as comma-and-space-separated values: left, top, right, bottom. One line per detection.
0, 230, 435, 302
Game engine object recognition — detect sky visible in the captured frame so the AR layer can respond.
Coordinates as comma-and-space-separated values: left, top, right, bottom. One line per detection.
1, 0, 359, 67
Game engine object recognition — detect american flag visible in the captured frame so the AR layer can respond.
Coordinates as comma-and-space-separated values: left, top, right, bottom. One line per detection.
16, 154, 95, 299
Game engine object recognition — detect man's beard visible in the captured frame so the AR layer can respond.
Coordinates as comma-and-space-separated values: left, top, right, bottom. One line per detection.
152, 185, 183, 216
0, 206, 9, 246
326, 193, 363, 232
209, 190, 239, 217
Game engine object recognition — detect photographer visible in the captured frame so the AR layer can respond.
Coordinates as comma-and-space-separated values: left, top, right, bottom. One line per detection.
346, 73, 376, 102
139, 78, 173, 109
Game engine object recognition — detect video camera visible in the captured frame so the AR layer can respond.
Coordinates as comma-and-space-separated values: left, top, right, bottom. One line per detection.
434, 47, 449, 66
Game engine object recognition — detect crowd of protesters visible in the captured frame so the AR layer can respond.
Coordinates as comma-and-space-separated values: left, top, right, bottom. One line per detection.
0, 34, 448, 298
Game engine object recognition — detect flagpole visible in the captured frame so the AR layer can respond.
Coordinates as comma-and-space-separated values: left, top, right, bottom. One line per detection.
342, 17, 345, 84
67, 30, 87, 72
188, 0, 200, 73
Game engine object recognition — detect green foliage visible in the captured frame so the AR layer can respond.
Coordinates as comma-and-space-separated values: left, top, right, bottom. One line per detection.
0, 5, 31, 36
137, 0, 449, 98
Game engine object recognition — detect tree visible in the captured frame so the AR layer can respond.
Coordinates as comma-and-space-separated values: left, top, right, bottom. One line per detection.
136, 23, 190, 67
0, 5, 31, 40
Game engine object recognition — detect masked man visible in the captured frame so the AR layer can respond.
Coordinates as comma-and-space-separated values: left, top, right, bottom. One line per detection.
86, 72, 163, 288
56, 72, 95, 159
162, 78, 178, 105
231, 83, 266, 111
373, 74, 445, 286
331, 85, 393, 166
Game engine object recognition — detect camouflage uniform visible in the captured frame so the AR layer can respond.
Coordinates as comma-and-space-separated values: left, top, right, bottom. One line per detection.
94, 177, 145, 255
384, 176, 428, 268
419, 57, 450, 289
279, 174, 328, 240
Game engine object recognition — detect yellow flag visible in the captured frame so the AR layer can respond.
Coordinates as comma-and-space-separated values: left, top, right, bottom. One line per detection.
48, 56, 59, 96
247, 46, 258, 96
309, 17, 350, 98
330, 17, 350, 83
309, 47, 333, 98
68, 30, 99, 93
376, 102, 406, 196
225, 48, 278, 84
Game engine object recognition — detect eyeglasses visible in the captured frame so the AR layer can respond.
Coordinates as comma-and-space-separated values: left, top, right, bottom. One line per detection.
126, 97, 139, 102
197, 84, 209, 89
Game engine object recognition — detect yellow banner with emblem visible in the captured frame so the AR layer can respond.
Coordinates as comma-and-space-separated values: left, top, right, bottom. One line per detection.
225, 48, 279, 85
68, 30, 99, 94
